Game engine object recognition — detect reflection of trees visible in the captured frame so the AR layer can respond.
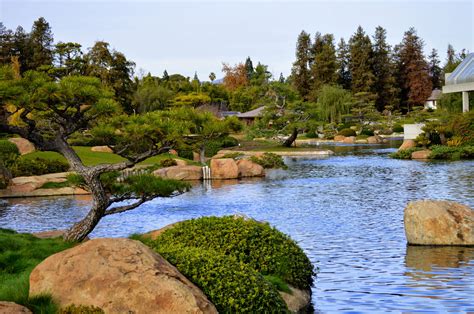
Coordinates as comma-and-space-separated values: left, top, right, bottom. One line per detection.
404, 245, 474, 282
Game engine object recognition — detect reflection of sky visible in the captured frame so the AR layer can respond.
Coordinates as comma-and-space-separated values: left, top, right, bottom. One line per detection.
1, 1, 473, 78
2, 151, 474, 312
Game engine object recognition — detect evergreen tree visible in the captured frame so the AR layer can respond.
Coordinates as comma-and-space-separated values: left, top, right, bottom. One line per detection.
336, 38, 351, 90
209, 72, 216, 82
291, 30, 312, 100
372, 26, 399, 112
12, 26, 30, 73
396, 27, 432, 111
163, 69, 169, 81
349, 26, 375, 94
428, 48, 442, 89
279, 72, 285, 83
245, 56, 254, 81
310, 33, 337, 99
27, 17, 54, 70
0, 24, 15, 66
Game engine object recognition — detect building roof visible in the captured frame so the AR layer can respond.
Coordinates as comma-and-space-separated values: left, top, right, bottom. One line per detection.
427, 89, 442, 101
236, 106, 265, 119
445, 53, 474, 85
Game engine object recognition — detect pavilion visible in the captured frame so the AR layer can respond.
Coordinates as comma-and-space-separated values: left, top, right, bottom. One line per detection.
442, 53, 474, 112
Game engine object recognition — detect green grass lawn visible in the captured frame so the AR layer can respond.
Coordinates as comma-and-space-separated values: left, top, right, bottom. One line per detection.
0, 229, 74, 313
22, 147, 197, 167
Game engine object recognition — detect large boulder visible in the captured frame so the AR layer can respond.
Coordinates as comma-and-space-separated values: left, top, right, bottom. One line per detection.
153, 165, 202, 181
404, 200, 474, 246
210, 158, 239, 179
29, 238, 217, 314
399, 139, 416, 151
90, 146, 113, 153
333, 135, 345, 142
279, 286, 311, 313
411, 150, 431, 160
0, 302, 32, 314
8, 138, 35, 155
343, 136, 356, 144
367, 135, 384, 144
236, 159, 264, 177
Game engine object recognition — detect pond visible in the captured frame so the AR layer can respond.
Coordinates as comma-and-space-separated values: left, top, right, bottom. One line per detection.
1, 144, 474, 312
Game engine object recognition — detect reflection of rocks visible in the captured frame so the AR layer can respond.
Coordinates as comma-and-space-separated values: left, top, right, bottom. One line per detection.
210, 179, 240, 189
405, 245, 474, 271
404, 200, 474, 245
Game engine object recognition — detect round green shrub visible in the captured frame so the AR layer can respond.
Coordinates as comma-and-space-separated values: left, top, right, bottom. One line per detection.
60, 304, 104, 314
10, 157, 70, 177
159, 158, 177, 168
141, 216, 315, 312
337, 128, 356, 137
0, 140, 20, 167
250, 153, 287, 169
360, 128, 374, 136
392, 124, 404, 133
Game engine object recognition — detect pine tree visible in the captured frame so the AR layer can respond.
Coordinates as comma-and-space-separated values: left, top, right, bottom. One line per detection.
372, 26, 399, 112
336, 38, 351, 90
396, 27, 432, 111
163, 69, 169, 81
310, 33, 337, 98
443, 44, 460, 74
27, 17, 54, 70
291, 31, 312, 100
349, 26, 375, 94
245, 57, 254, 81
428, 48, 442, 89
279, 72, 285, 83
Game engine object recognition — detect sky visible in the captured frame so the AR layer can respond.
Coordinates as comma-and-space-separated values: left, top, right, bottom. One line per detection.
1, 0, 473, 80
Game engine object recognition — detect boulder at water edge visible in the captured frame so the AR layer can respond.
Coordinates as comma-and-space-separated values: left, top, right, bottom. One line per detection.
404, 200, 474, 246
411, 150, 431, 160
333, 135, 345, 142
153, 165, 203, 180
29, 238, 217, 314
343, 136, 356, 144
0, 302, 32, 314
236, 159, 265, 177
210, 158, 239, 179
8, 138, 35, 155
398, 139, 416, 151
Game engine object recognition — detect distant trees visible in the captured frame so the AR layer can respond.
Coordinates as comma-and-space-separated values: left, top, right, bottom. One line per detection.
348, 26, 375, 95
291, 31, 312, 100
428, 48, 442, 89
310, 33, 337, 98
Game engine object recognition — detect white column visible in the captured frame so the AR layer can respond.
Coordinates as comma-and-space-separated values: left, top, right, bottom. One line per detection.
462, 91, 469, 112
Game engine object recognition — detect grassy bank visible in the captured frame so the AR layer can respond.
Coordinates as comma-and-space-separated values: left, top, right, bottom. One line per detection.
0, 229, 74, 313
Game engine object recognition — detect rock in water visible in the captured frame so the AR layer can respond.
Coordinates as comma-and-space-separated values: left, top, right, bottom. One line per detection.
29, 238, 217, 314
404, 200, 474, 246
210, 158, 239, 179
236, 159, 265, 177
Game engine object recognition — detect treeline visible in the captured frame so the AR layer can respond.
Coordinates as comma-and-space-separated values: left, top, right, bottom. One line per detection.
291, 25, 468, 113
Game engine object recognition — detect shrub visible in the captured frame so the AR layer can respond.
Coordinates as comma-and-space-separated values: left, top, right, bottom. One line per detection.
392, 124, 404, 133
10, 157, 70, 177
60, 304, 105, 314
221, 152, 244, 159
0, 140, 20, 168
137, 216, 314, 312
337, 128, 356, 137
177, 150, 194, 160
159, 158, 177, 168
250, 153, 287, 169
205, 136, 239, 157
378, 128, 393, 135
305, 130, 318, 138
389, 147, 419, 159
429, 145, 474, 160
360, 128, 374, 136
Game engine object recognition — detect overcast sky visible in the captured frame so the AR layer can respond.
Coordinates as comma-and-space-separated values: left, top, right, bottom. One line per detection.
1, 0, 473, 80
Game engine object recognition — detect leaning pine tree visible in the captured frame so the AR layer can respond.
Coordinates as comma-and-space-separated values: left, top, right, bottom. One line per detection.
0, 66, 224, 241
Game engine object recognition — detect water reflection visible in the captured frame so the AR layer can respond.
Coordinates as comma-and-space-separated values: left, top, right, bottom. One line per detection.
405, 245, 474, 271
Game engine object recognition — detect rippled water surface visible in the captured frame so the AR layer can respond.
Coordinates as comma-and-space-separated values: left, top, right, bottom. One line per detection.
2, 145, 474, 312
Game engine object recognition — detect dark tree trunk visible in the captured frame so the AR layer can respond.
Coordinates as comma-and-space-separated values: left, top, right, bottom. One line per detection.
283, 128, 298, 148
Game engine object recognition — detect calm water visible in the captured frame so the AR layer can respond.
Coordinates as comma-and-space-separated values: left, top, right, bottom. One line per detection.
1, 144, 474, 313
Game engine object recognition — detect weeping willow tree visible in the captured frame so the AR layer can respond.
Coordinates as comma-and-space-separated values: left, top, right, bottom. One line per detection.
316, 84, 352, 123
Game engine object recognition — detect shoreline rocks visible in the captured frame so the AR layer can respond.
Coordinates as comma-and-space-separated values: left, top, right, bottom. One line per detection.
404, 200, 474, 246
411, 150, 431, 160
0, 302, 32, 314
153, 165, 203, 181
29, 238, 217, 313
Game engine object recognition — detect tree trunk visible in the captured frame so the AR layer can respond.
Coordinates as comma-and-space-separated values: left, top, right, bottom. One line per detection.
283, 128, 298, 148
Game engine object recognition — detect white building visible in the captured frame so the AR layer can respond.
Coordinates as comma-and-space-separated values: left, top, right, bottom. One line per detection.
424, 89, 442, 110
442, 53, 474, 112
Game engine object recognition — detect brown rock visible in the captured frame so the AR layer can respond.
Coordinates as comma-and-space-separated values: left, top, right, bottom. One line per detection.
279, 286, 311, 313
90, 146, 113, 153
8, 138, 35, 155
169, 149, 178, 156
236, 159, 264, 177
0, 302, 32, 314
29, 238, 217, 314
399, 139, 416, 150
153, 165, 202, 181
367, 135, 383, 144
343, 136, 356, 144
404, 200, 474, 245
210, 158, 239, 179
411, 150, 431, 159
174, 159, 187, 166
333, 135, 345, 142
193, 152, 201, 162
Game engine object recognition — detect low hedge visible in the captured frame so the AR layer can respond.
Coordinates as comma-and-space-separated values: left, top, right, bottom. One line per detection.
205, 136, 239, 157
0, 140, 19, 167
337, 128, 356, 137
137, 216, 315, 312
250, 153, 287, 169
429, 145, 474, 160
389, 148, 419, 159
10, 157, 70, 177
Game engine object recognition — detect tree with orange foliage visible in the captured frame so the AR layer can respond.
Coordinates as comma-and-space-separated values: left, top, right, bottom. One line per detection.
221, 62, 248, 91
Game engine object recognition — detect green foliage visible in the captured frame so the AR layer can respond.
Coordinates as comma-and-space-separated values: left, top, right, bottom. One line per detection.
316, 85, 352, 123
159, 158, 177, 168
337, 128, 356, 137
392, 124, 404, 133
0, 140, 20, 167
10, 157, 69, 177
137, 216, 314, 312
429, 145, 474, 160
39, 181, 70, 189
221, 152, 244, 159
224, 116, 244, 133
250, 153, 287, 169
263, 275, 292, 294
389, 147, 419, 159
204, 136, 239, 157
0, 228, 74, 312
60, 304, 105, 314
172, 93, 211, 107
360, 128, 375, 136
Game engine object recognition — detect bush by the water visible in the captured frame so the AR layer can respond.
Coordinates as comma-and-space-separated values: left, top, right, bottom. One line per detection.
392, 124, 404, 133
0, 228, 74, 313
389, 148, 420, 159
159, 158, 177, 168
250, 153, 287, 169
337, 128, 356, 137
10, 157, 70, 177
136, 216, 314, 312
359, 128, 374, 136
429, 145, 474, 160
